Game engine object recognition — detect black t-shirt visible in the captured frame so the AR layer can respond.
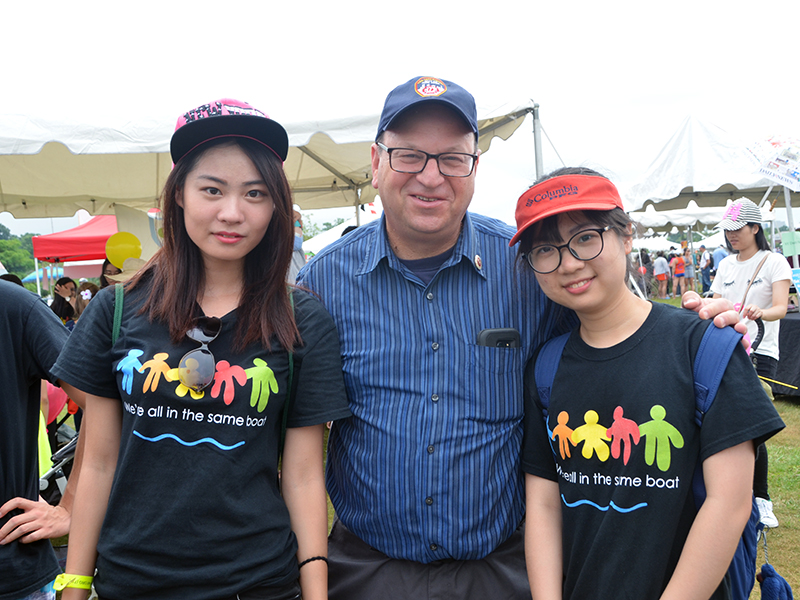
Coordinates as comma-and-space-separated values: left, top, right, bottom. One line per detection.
0, 282, 69, 600
52, 282, 351, 600
522, 302, 784, 600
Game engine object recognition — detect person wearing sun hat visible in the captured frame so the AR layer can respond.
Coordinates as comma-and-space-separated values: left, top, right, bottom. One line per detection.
52, 99, 350, 600
710, 197, 792, 530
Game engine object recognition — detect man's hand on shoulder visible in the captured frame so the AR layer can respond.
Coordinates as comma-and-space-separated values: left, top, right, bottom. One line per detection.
0, 496, 70, 544
681, 292, 749, 346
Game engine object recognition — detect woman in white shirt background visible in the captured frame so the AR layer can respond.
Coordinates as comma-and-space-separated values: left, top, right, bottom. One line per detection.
711, 197, 792, 529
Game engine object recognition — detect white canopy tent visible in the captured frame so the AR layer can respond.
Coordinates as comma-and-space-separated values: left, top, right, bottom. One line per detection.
0, 102, 537, 220
624, 116, 796, 265
624, 116, 777, 212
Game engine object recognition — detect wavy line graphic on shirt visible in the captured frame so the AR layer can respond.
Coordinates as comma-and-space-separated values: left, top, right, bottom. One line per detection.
639, 405, 683, 471
245, 358, 279, 412
562, 495, 648, 513
117, 349, 144, 395
133, 429, 245, 450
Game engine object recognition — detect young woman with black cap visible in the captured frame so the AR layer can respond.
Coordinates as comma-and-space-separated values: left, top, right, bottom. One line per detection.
52, 99, 351, 600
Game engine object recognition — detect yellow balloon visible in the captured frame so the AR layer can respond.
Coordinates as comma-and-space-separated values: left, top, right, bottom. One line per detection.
106, 232, 142, 269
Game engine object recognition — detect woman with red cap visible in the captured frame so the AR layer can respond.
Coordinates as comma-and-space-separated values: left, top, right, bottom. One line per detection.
52, 100, 350, 600
511, 167, 783, 600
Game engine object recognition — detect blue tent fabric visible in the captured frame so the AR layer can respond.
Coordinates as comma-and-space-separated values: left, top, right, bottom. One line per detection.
22, 267, 63, 283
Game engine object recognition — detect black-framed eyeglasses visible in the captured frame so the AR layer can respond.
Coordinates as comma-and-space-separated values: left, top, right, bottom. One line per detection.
524, 227, 610, 274
376, 142, 477, 177
178, 317, 222, 392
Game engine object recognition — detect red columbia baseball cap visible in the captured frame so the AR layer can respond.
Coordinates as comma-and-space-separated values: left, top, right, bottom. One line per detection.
170, 98, 289, 164
510, 174, 624, 246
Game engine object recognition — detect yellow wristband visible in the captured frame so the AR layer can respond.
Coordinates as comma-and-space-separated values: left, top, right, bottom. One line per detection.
54, 573, 94, 591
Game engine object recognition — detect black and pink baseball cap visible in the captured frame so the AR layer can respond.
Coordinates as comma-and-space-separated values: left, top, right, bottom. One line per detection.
170, 99, 289, 164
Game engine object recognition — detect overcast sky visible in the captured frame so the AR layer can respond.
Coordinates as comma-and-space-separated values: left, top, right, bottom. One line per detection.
2, 0, 799, 236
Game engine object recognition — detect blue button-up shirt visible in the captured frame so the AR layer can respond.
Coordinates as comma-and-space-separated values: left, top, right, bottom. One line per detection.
298, 212, 560, 562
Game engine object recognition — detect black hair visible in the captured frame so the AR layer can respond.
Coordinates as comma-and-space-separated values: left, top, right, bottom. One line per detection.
725, 223, 771, 253
50, 277, 76, 320
0, 273, 23, 286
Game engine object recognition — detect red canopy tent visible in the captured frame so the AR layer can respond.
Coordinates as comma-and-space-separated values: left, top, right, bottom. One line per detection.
32, 215, 117, 262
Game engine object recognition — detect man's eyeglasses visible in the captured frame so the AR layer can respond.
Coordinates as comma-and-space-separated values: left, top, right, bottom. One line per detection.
178, 317, 222, 392
524, 227, 610, 274
376, 142, 477, 177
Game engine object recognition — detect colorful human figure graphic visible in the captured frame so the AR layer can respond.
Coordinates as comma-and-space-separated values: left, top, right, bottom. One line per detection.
552, 411, 576, 459
211, 360, 248, 405
606, 406, 641, 465
139, 352, 171, 393
571, 410, 610, 461
245, 358, 279, 412
117, 349, 144, 395
165, 366, 205, 400
639, 405, 684, 472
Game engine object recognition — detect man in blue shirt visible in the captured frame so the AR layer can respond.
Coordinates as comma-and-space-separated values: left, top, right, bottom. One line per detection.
298, 76, 743, 600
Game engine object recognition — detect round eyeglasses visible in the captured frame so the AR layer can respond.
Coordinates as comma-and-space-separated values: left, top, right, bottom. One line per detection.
376, 142, 477, 177
524, 227, 610, 274
178, 317, 222, 392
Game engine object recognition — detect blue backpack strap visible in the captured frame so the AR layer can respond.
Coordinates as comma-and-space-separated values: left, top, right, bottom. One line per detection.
690, 324, 758, 600
534, 332, 571, 419
692, 324, 743, 427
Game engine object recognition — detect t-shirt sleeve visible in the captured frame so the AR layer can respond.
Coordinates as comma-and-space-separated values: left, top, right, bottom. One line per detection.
709, 261, 727, 295
285, 291, 351, 428
699, 341, 785, 462
51, 286, 120, 399
24, 296, 70, 385
768, 253, 793, 283
521, 357, 559, 481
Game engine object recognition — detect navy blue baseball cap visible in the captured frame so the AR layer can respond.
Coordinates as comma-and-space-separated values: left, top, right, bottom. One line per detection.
376, 76, 478, 140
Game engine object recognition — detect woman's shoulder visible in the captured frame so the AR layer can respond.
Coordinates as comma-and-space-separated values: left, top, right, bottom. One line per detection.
290, 287, 336, 329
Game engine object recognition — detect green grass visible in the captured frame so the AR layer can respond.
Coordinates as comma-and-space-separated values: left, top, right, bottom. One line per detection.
749, 396, 799, 598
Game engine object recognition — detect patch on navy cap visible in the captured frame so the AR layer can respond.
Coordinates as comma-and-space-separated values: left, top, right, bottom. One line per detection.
415, 77, 447, 97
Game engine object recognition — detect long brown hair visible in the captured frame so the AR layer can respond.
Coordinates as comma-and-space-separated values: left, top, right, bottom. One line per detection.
128, 137, 300, 352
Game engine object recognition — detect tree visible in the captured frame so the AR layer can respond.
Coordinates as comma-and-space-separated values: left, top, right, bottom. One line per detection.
0, 223, 11, 241
0, 238, 35, 277
302, 216, 346, 241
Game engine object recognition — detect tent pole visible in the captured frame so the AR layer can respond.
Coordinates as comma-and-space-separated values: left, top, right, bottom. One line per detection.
532, 103, 543, 179
35, 258, 41, 296
784, 186, 798, 267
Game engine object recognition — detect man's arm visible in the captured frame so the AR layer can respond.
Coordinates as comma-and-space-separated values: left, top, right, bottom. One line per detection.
0, 381, 87, 544
659, 441, 755, 600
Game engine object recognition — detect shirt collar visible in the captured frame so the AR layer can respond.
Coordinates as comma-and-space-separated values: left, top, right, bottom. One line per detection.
357, 212, 487, 280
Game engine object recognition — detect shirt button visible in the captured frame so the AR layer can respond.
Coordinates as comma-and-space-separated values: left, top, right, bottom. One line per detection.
430, 543, 438, 551
426, 292, 434, 300
427, 445, 434, 454
425, 497, 433, 505
431, 394, 439, 402
431, 342, 439, 351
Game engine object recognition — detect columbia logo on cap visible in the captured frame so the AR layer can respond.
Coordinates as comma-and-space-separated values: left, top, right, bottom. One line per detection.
525, 184, 578, 207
